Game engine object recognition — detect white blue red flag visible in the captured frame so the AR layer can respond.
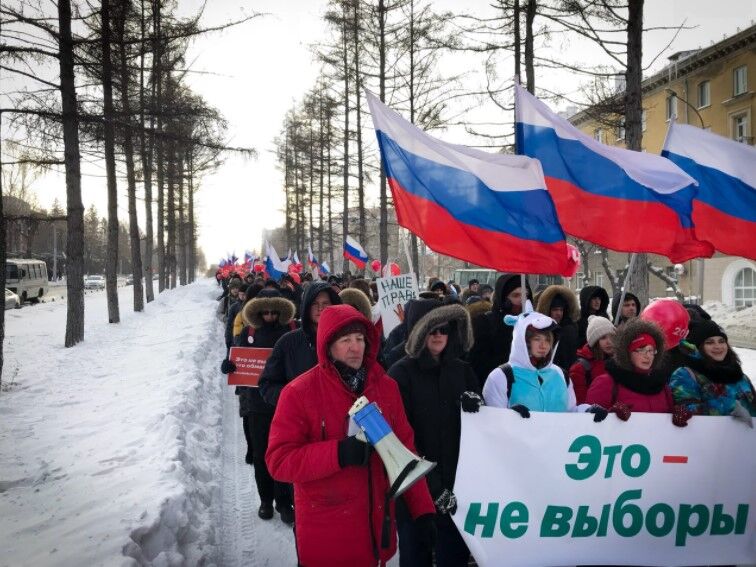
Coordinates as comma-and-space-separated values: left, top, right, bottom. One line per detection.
344, 236, 368, 269
320, 261, 330, 275
307, 244, 319, 268
265, 241, 291, 281
662, 123, 756, 260
515, 84, 714, 263
366, 91, 579, 276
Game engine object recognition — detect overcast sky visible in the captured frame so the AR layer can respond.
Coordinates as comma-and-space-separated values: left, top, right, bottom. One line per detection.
14, 0, 756, 265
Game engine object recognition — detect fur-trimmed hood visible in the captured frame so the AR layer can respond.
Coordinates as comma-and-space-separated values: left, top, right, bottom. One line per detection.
466, 300, 492, 320
405, 304, 473, 359
536, 285, 579, 323
338, 288, 373, 321
613, 318, 666, 371
242, 295, 296, 329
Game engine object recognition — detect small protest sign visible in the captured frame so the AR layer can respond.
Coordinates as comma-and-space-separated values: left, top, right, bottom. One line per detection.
228, 347, 272, 387
376, 273, 419, 338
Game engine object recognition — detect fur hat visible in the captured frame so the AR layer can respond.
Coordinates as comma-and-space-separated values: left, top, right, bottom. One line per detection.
535, 285, 580, 322
339, 288, 373, 321
405, 304, 473, 358
586, 315, 616, 347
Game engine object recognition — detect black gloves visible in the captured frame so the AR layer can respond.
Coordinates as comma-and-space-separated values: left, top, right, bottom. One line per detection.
220, 359, 237, 374
510, 404, 530, 418
460, 391, 484, 413
434, 488, 458, 515
586, 404, 609, 422
337, 436, 371, 468
414, 513, 437, 550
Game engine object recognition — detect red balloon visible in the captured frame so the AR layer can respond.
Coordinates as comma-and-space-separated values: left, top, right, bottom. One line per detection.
370, 259, 382, 273
253, 264, 264, 272
389, 262, 401, 276
288, 272, 301, 284
640, 299, 689, 349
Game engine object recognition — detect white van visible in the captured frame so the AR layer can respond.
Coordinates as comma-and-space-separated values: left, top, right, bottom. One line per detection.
5, 259, 49, 303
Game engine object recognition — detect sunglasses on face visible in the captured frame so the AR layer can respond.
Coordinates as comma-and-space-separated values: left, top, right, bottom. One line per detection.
429, 325, 450, 336
261, 310, 279, 316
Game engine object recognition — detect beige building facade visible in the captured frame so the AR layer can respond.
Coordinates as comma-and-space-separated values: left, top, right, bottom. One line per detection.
570, 25, 756, 308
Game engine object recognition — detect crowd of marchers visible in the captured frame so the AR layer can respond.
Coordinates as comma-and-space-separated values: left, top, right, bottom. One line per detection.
214, 267, 755, 567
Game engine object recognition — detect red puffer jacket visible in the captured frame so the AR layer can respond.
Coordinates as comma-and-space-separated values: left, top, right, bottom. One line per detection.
568, 344, 609, 405
266, 305, 435, 567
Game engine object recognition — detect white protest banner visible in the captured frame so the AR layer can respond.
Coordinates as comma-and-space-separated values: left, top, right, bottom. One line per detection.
452, 409, 756, 567
376, 273, 419, 338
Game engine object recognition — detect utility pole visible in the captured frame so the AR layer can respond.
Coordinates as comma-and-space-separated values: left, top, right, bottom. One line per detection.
52, 224, 57, 280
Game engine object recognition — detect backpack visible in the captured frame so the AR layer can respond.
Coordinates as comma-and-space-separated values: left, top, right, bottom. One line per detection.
498, 362, 571, 398
576, 357, 593, 386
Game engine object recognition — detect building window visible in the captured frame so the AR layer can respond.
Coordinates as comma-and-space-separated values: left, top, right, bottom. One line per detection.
697, 80, 710, 108
595, 273, 605, 288
733, 65, 747, 96
666, 95, 677, 121
641, 110, 647, 132
734, 267, 755, 308
594, 128, 604, 143
616, 117, 626, 140
732, 112, 749, 143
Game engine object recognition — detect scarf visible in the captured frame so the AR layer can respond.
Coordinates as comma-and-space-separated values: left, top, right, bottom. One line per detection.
333, 360, 368, 394
605, 359, 667, 395
686, 353, 743, 384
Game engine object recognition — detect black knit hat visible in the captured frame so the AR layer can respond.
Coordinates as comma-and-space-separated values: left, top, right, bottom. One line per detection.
687, 319, 728, 348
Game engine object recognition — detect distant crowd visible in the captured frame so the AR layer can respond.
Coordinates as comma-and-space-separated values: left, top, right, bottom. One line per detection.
214, 268, 755, 567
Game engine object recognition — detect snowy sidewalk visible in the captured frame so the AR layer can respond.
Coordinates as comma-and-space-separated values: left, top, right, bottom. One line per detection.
0, 280, 226, 566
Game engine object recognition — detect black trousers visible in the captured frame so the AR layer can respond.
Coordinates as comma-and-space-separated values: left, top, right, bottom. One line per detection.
243, 412, 292, 508
397, 506, 470, 567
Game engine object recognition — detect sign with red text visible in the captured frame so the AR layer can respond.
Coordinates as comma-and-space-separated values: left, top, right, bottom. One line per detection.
452, 409, 756, 567
227, 347, 272, 387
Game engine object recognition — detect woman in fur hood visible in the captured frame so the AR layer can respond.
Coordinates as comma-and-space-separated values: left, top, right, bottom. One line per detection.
387, 304, 480, 567
535, 284, 580, 373
586, 318, 692, 426
220, 289, 297, 524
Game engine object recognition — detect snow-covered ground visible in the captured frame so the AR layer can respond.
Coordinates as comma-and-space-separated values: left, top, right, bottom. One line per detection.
701, 301, 756, 348
0, 281, 753, 566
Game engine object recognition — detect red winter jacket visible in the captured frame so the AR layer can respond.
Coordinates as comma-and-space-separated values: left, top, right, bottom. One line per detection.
266, 305, 435, 567
586, 372, 674, 413
568, 344, 609, 405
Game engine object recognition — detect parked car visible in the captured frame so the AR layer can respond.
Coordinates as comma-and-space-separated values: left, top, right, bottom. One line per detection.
5, 288, 20, 310
5, 259, 49, 303
84, 275, 106, 290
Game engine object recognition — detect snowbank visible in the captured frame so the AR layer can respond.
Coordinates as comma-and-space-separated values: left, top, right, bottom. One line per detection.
0, 280, 226, 566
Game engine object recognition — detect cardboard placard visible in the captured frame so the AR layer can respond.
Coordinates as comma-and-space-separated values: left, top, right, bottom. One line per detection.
376, 273, 419, 338
228, 346, 272, 387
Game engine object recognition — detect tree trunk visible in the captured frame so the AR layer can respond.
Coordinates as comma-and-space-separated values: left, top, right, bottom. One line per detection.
188, 148, 196, 282
116, 2, 144, 312
153, 0, 165, 292
0, 81, 6, 381
166, 139, 176, 289
378, 0, 388, 267
101, 0, 120, 324
59, 0, 85, 346
513, 0, 521, 81
623, 0, 648, 305
140, 0, 154, 302
178, 149, 186, 286
318, 92, 325, 261
327, 117, 334, 270
353, 0, 366, 260
341, 5, 350, 273
407, 0, 420, 282
524, 0, 536, 93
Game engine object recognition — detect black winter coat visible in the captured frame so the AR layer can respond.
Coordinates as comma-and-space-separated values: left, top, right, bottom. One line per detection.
577, 286, 610, 345
258, 282, 342, 407
236, 322, 295, 416
225, 299, 243, 350
388, 353, 479, 501
469, 274, 532, 385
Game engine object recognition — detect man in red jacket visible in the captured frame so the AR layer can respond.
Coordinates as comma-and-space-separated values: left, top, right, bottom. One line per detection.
266, 304, 437, 567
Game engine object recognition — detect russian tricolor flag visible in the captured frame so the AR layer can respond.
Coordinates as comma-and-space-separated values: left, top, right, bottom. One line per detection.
366, 91, 579, 276
515, 84, 714, 263
662, 123, 756, 260
265, 241, 291, 281
307, 244, 319, 268
344, 236, 368, 269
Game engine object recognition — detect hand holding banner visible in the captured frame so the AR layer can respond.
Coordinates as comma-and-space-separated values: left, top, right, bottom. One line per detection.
452, 409, 755, 567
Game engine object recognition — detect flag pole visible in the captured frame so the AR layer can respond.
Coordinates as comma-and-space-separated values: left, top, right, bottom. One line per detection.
613, 252, 638, 325
513, 78, 531, 314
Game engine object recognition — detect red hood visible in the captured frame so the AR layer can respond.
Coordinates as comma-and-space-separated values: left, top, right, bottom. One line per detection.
576, 343, 595, 361
316, 304, 380, 369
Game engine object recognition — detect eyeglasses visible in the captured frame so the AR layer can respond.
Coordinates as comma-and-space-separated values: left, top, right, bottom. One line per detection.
261, 310, 279, 316
429, 325, 450, 336
632, 347, 657, 357
311, 302, 332, 311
